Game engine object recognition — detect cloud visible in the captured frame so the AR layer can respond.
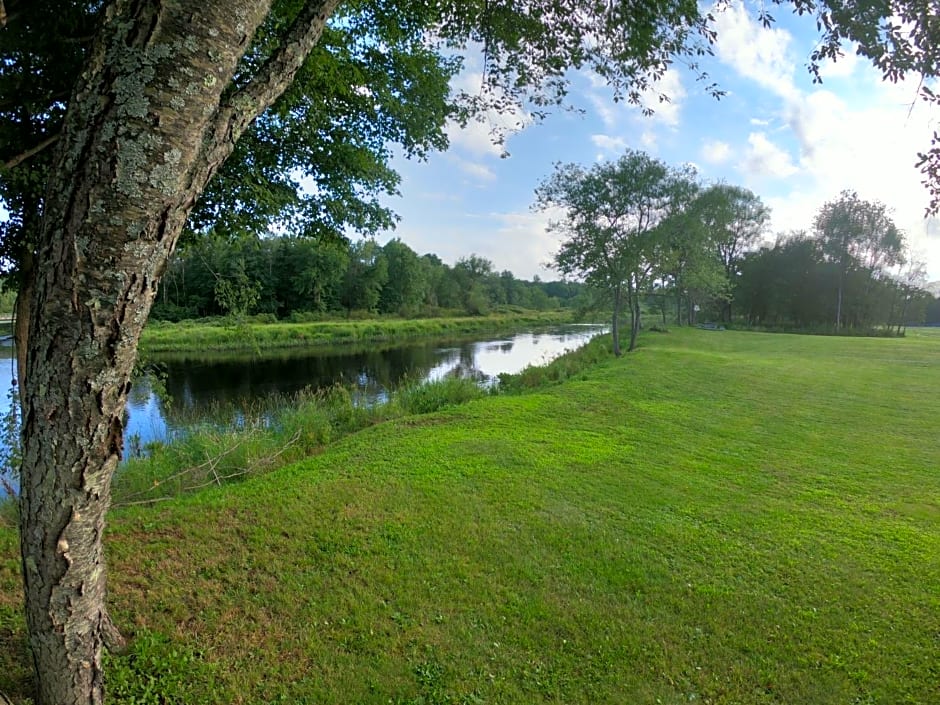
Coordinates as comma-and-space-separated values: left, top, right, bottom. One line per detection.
702, 139, 732, 164
583, 68, 686, 131
489, 208, 567, 277
591, 134, 628, 153
816, 50, 859, 80
741, 132, 799, 179
712, 0, 798, 100
394, 207, 564, 281
641, 69, 686, 127
449, 156, 496, 182
445, 70, 532, 159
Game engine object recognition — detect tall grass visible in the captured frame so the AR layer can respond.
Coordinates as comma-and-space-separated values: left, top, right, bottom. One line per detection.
139, 311, 576, 354
112, 384, 396, 506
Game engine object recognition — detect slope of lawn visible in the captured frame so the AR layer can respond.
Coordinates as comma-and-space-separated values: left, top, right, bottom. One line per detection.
1, 328, 938, 704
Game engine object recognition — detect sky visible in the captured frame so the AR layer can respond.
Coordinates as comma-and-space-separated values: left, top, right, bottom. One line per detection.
377, 1, 940, 285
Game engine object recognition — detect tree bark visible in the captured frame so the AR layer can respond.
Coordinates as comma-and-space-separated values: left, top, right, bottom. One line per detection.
628, 293, 640, 352
611, 284, 622, 357
18, 1, 339, 702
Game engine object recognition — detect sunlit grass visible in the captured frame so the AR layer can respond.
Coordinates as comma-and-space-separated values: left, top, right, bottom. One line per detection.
1, 328, 938, 703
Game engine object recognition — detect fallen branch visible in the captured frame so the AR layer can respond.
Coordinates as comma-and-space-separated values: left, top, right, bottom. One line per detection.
112, 429, 301, 507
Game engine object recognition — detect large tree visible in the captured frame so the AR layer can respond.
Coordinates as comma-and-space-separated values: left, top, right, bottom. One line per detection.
1, 0, 939, 702
814, 190, 905, 329
698, 184, 770, 321
538, 152, 695, 354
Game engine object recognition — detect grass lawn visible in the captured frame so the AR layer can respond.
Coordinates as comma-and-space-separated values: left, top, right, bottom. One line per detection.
1, 328, 938, 703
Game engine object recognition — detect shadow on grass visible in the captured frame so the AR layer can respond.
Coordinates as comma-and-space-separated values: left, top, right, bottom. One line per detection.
0, 620, 34, 704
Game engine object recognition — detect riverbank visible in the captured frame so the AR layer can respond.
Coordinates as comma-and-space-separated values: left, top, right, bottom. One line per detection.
2, 328, 938, 703
139, 310, 578, 354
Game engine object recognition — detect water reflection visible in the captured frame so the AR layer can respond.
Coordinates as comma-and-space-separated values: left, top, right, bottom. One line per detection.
0, 324, 605, 464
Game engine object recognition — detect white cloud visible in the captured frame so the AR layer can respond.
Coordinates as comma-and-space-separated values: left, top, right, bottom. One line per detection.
741, 132, 799, 179
445, 70, 532, 159
712, 0, 797, 100
705, 1, 940, 277
590, 134, 628, 153
450, 157, 496, 182
640, 69, 686, 127
489, 208, 566, 277
640, 130, 658, 150
583, 67, 686, 131
816, 50, 859, 80
702, 139, 732, 164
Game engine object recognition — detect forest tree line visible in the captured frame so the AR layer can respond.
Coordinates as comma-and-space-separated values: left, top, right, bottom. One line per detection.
538, 151, 940, 354
153, 235, 586, 321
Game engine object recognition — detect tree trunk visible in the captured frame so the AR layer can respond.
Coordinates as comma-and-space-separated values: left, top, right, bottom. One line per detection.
628, 295, 641, 352
836, 265, 844, 330
18, 2, 338, 702
611, 284, 622, 357
13, 251, 34, 393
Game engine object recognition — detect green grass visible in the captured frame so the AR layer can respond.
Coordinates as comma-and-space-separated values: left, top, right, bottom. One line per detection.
1, 328, 939, 704
139, 311, 577, 354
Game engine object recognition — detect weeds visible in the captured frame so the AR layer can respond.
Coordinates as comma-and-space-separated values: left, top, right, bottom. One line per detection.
112, 384, 396, 506
396, 376, 488, 415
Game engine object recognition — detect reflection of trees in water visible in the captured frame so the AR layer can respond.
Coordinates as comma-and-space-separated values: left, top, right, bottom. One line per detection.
153, 341, 456, 426
130, 326, 607, 429
446, 363, 487, 382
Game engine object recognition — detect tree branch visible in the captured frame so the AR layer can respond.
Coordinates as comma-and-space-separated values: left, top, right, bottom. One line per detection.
2, 134, 59, 170
203, 0, 342, 171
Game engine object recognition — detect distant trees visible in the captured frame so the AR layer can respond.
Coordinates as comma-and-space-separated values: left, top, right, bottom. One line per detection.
537, 153, 937, 347
814, 191, 905, 329
701, 185, 771, 321
537, 152, 696, 354
153, 234, 584, 321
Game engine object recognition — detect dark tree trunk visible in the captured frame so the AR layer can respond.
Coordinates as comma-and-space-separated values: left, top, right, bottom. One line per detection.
628, 295, 641, 352
611, 284, 622, 357
18, 1, 338, 703
13, 251, 34, 393
836, 265, 845, 330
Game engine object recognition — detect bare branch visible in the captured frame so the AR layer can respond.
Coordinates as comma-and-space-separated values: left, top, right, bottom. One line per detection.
2, 134, 59, 170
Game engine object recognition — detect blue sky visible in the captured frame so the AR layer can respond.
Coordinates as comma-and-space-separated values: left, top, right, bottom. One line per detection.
379, 1, 940, 285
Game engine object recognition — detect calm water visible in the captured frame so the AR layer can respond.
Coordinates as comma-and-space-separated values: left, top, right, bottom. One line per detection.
0, 324, 605, 463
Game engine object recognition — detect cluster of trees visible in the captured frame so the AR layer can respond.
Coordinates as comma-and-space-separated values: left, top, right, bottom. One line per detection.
154, 235, 583, 320
540, 152, 939, 354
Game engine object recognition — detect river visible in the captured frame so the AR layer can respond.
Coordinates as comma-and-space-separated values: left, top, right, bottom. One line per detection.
0, 323, 605, 470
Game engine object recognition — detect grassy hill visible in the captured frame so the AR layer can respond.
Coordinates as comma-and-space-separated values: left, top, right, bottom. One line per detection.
2, 328, 938, 704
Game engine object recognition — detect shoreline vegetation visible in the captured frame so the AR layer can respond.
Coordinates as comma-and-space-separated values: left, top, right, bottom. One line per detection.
138, 309, 580, 354
1, 327, 938, 703
115, 323, 614, 509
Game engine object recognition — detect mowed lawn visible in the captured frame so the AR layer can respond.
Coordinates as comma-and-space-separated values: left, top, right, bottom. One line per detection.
1, 328, 938, 704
